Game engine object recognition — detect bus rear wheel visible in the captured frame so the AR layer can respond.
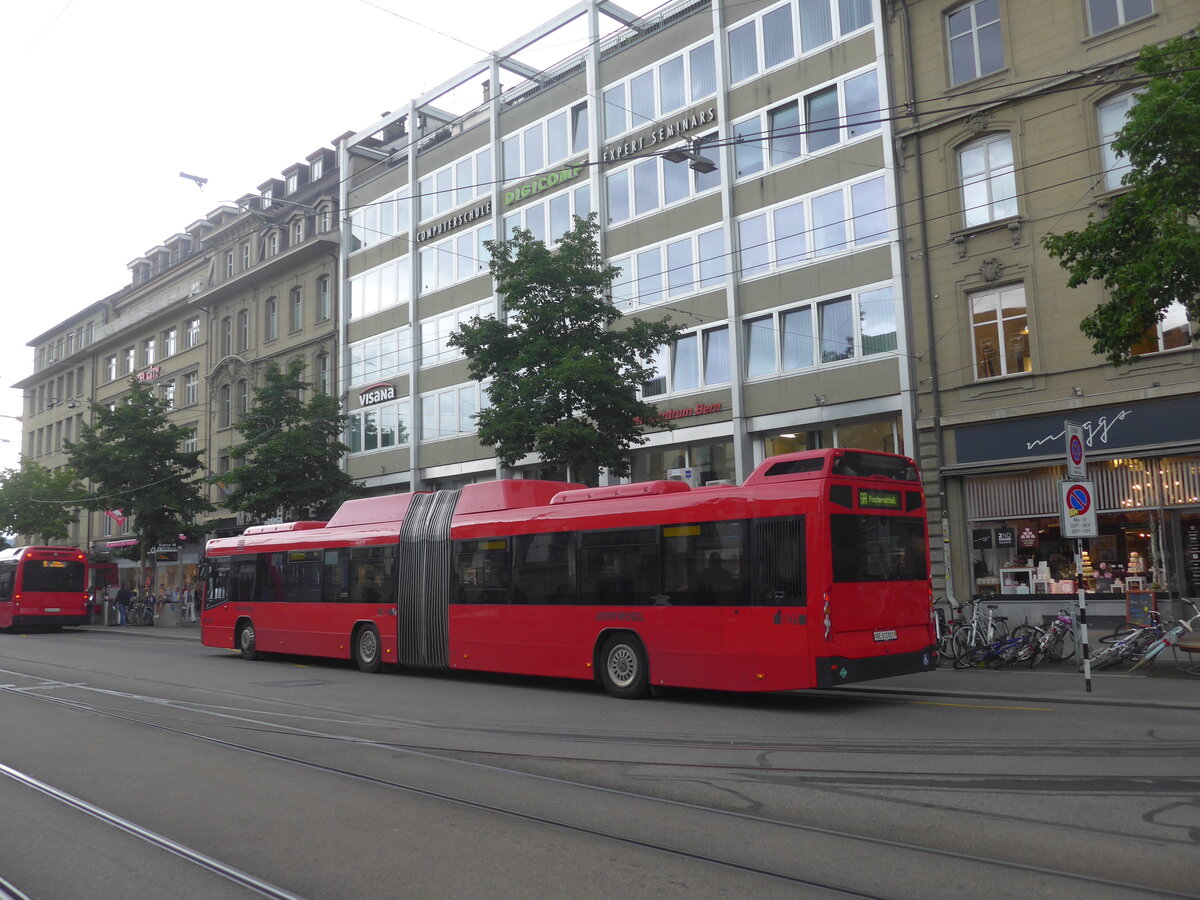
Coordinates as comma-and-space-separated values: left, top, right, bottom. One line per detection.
237, 621, 260, 660
354, 625, 382, 673
599, 634, 649, 699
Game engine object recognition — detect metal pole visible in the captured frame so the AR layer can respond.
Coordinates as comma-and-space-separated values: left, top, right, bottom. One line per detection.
1077, 537, 1091, 692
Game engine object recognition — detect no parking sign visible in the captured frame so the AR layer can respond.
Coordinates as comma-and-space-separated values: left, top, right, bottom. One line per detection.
1059, 480, 1098, 538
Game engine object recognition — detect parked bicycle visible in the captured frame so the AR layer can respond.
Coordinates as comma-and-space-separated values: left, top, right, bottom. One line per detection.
126, 601, 154, 627
1029, 610, 1076, 668
1087, 612, 1166, 670
1129, 601, 1200, 673
954, 624, 1037, 669
949, 598, 1009, 662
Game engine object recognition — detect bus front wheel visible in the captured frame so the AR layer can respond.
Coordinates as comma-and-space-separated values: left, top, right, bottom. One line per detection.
237, 621, 260, 660
599, 634, 650, 699
354, 625, 382, 673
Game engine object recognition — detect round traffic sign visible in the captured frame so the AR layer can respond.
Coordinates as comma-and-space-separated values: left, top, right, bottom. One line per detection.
1069, 434, 1083, 466
1066, 484, 1091, 517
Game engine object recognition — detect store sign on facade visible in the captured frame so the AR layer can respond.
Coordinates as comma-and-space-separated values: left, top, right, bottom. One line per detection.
359, 383, 396, 406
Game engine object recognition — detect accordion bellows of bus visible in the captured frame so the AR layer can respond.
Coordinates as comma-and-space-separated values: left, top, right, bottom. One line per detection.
201, 449, 936, 698
0, 546, 89, 630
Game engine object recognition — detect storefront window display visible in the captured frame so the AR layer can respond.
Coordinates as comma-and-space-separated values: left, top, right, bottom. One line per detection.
965, 454, 1200, 597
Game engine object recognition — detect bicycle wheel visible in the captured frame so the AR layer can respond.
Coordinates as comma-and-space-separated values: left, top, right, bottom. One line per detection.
1050, 630, 1076, 663
949, 627, 975, 664
1099, 624, 1142, 645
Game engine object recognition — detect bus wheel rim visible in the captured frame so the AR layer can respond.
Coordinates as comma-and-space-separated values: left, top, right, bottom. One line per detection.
360, 630, 377, 662
608, 645, 637, 687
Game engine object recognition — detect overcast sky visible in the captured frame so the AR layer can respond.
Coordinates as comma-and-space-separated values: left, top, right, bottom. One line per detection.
0, 0, 658, 472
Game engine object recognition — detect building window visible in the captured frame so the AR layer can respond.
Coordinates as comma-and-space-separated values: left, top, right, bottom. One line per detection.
183, 428, 197, 454
262, 188, 273, 209
349, 327, 413, 386
611, 227, 727, 311
292, 219, 304, 246
185, 317, 200, 348
311, 158, 324, 180
242, 241, 251, 271
743, 286, 896, 378
237, 310, 249, 351
316, 353, 331, 395
105, 356, 117, 382
642, 325, 730, 399
1087, 0, 1152, 35
420, 300, 496, 368
225, 251, 234, 278
971, 284, 1030, 379
266, 232, 279, 257
161, 380, 175, 409
959, 134, 1017, 227
1132, 301, 1191, 356
220, 318, 232, 357
286, 173, 299, 194
290, 287, 303, 332
317, 276, 330, 321
219, 384, 232, 427
265, 298, 278, 341
184, 372, 198, 406
1097, 91, 1136, 191
163, 327, 177, 357
123, 347, 135, 374
237, 379, 249, 417
319, 206, 333, 233
420, 384, 488, 440
947, 0, 1003, 85
142, 337, 156, 367
348, 398, 412, 454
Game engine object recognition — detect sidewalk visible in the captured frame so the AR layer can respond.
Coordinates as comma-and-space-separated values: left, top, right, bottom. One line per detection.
837, 660, 1200, 711
79, 623, 1199, 709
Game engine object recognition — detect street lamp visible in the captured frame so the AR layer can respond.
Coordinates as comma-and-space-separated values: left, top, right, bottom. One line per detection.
662, 138, 717, 174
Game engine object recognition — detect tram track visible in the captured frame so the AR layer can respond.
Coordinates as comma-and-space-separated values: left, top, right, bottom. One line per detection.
3, 675, 1195, 899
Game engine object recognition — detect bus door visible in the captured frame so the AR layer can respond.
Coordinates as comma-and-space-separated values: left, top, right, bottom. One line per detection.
751, 516, 809, 688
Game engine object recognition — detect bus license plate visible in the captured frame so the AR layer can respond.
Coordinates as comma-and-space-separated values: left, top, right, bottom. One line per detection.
45, 607, 60, 613
873, 629, 897, 642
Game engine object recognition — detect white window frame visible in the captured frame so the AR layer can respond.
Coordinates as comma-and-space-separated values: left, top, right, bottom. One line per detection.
1097, 91, 1137, 192
1086, 0, 1153, 36
641, 324, 731, 400
419, 382, 490, 441
348, 398, 412, 454
349, 255, 412, 319
349, 326, 413, 387
420, 299, 497, 368
958, 133, 1017, 228
602, 39, 716, 141
610, 225, 728, 312
946, 0, 1003, 86
969, 283, 1030, 380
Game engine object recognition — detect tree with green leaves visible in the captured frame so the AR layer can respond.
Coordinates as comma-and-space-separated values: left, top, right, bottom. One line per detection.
448, 214, 682, 485
219, 359, 359, 523
65, 379, 211, 576
0, 459, 85, 544
1042, 31, 1200, 365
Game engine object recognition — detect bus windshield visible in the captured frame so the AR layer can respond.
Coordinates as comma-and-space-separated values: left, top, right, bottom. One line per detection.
23, 560, 87, 592
830, 515, 927, 582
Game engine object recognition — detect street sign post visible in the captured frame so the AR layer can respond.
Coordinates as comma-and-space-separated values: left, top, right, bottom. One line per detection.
1065, 421, 1086, 480
1064, 420, 1094, 692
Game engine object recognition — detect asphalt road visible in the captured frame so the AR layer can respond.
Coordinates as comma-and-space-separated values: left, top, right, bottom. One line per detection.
1, 626, 1197, 899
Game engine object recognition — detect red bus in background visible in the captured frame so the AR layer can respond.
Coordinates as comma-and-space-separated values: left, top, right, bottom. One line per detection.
202, 449, 936, 698
0, 546, 90, 629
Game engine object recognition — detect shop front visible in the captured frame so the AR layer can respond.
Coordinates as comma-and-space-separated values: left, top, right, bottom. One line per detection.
949, 397, 1200, 626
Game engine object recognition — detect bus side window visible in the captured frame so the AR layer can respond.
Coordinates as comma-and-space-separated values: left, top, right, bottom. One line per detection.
322, 550, 348, 603
0, 567, 12, 600
455, 540, 510, 604
511, 533, 574, 604
578, 528, 659, 606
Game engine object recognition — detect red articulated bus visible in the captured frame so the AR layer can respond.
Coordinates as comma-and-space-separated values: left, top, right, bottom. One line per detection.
201, 449, 936, 697
0, 546, 90, 630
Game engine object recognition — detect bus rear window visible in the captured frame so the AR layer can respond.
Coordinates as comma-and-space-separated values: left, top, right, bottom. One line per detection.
24, 560, 86, 592
830, 515, 927, 583
832, 452, 918, 481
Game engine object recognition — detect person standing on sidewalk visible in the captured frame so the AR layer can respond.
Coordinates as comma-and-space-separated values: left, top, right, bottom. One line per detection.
115, 584, 130, 626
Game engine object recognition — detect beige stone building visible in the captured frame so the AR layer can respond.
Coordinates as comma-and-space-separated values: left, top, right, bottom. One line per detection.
889, 0, 1200, 615
14, 148, 340, 588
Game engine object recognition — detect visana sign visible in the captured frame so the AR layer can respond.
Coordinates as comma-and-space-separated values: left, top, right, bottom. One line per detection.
359, 383, 396, 406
